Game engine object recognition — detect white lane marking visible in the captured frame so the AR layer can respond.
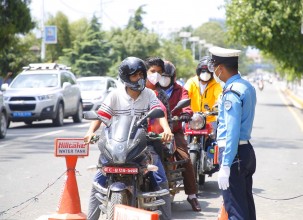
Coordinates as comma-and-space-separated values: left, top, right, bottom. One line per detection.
0, 130, 64, 148
28, 130, 64, 140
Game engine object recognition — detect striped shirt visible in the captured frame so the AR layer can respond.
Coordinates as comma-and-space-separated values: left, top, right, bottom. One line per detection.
97, 87, 161, 124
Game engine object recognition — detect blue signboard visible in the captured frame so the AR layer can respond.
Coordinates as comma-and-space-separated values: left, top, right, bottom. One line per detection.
45, 26, 57, 44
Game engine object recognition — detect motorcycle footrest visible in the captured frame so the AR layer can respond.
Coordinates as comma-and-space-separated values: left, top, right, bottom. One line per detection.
141, 199, 165, 208
98, 204, 107, 214
138, 189, 169, 198
164, 159, 188, 166
95, 192, 107, 203
167, 168, 185, 174
93, 182, 107, 195
168, 176, 184, 182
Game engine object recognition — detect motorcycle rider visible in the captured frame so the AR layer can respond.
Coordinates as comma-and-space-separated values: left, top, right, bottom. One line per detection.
157, 60, 202, 212
84, 57, 173, 220
184, 56, 222, 130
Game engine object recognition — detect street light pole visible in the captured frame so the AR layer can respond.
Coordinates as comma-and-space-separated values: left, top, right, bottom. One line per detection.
189, 36, 199, 60
198, 39, 206, 60
179, 32, 191, 50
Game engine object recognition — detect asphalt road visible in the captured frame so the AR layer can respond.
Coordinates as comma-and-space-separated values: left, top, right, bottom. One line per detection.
1, 81, 303, 220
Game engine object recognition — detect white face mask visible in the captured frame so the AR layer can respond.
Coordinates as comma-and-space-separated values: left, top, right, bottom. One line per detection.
159, 76, 171, 87
213, 66, 225, 87
147, 72, 161, 85
199, 72, 211, 81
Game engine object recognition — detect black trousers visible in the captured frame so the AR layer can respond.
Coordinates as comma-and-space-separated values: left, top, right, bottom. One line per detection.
221, 142, 256, 220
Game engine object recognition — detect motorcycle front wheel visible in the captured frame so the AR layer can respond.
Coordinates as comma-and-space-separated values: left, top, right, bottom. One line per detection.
107, 191, 130, 220
190, 152, 205, 186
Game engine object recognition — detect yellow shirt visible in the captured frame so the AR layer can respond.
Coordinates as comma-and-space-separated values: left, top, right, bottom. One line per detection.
184, 76, 222, 123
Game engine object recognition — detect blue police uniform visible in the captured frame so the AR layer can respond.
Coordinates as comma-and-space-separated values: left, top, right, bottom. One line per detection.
217, 73, 257, 220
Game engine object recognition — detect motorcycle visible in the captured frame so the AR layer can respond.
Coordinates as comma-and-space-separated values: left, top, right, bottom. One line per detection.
84, 108, 169, 220
258, 79, 264, 91
184, 105, 219, 187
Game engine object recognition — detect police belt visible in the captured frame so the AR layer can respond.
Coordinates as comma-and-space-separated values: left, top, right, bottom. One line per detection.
217, 140, 248, 148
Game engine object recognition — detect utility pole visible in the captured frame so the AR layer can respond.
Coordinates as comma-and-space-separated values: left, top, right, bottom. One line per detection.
40, 0, 45, 61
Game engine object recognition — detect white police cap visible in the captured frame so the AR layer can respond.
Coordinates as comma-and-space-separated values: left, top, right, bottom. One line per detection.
209, 46, 241, 58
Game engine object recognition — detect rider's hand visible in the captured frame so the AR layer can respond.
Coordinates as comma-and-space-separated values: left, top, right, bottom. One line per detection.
84, 132, 95, 144
161, 128, 174, 143
217, 166, 230, 190
180, 113, 191, 122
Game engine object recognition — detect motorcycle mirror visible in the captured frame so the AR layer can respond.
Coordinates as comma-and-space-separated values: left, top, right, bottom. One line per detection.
171, 98, 191, 113
83, 111, 110, 127
136, 108, 165, 127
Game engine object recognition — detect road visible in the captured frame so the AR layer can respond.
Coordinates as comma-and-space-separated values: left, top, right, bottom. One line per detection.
1, 81, 303, 220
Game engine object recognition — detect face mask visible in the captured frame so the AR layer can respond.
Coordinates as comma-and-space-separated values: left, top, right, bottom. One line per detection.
147, 72, 161, 85
213, 66, 225, 87
199, 72, 211, 81
159, 76, 171, 87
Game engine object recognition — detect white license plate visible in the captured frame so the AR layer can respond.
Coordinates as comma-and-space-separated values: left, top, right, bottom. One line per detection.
103, 167, 138, 174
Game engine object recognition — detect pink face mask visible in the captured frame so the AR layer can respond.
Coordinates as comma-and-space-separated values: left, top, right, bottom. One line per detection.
147, 72, 161, 85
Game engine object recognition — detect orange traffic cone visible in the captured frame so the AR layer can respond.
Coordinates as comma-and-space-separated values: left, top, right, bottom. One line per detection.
217, 201, 228, 220
48, 156, 86, 220
114, 204, 159, 220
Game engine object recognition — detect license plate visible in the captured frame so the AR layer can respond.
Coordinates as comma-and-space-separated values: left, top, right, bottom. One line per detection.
12, 112, 32, 117
103, 166, 138, 174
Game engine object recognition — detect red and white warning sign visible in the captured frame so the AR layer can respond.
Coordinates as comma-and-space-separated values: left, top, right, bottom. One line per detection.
55, 138, 89, 157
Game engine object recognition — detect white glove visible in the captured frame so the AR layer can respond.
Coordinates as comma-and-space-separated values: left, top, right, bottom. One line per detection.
218, 166, 230, 190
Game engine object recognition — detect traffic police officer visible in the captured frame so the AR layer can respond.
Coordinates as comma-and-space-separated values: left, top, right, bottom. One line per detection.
208, 46, 257, 220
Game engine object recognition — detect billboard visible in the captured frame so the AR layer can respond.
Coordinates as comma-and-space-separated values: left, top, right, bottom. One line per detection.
44, 26, 57, 44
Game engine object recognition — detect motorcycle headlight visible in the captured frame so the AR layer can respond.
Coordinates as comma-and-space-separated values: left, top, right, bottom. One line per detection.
189, 113, 205, 130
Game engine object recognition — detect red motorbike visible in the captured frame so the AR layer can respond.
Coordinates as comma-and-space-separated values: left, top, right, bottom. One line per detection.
184, 107, 219, 187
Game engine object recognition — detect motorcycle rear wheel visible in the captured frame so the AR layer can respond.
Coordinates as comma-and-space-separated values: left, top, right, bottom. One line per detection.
107, 191, 130, 220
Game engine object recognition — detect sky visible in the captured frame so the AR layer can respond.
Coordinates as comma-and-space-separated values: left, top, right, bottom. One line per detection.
30, 0, 226, 36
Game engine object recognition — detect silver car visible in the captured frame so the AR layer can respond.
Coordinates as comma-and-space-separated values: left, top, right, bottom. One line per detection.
2, 63, 83, 127
77, 76, 123, 112
0, 90, 8, 138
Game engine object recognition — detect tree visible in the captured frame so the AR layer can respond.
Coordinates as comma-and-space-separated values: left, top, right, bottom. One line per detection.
157, 40, 196, 80
126, 5, 147, 31
225, 0, 303, 75
0, 33, 40, 75
106, 27, 160, 71
193, 21, 226, 48
45, 12, 71, 62
59, 16, 111, 76
0, 0, 34, 51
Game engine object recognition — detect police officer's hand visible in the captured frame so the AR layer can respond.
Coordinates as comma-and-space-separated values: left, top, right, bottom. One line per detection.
218, 166, 230, 190
179, 113, 191, 122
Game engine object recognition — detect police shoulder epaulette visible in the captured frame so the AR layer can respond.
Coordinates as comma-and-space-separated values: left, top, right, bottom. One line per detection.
223, 85, 243, 105
223, 85, 241, 97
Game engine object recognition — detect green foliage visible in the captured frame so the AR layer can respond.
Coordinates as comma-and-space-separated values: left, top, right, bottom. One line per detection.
0, 33, 40, 75
45, 12, 71, 62
225, 0, 303, 74
106, 27, 160, 62
0, 0, 34, 51
194, 21, 226, 47
157, 40, 196, 80
59, 16, 111, 76
126, 5, 147, 31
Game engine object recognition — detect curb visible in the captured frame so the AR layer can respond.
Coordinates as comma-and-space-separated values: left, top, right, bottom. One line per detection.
282, 88, 303, 110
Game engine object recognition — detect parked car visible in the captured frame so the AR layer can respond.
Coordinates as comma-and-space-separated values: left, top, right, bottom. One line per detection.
76, 76, 123, 112
0, 90, 8, 138
1, 63, 83, 127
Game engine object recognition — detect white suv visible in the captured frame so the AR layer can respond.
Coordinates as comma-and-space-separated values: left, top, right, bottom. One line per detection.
0, 90, 8, 138
1, 63, 83, 127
